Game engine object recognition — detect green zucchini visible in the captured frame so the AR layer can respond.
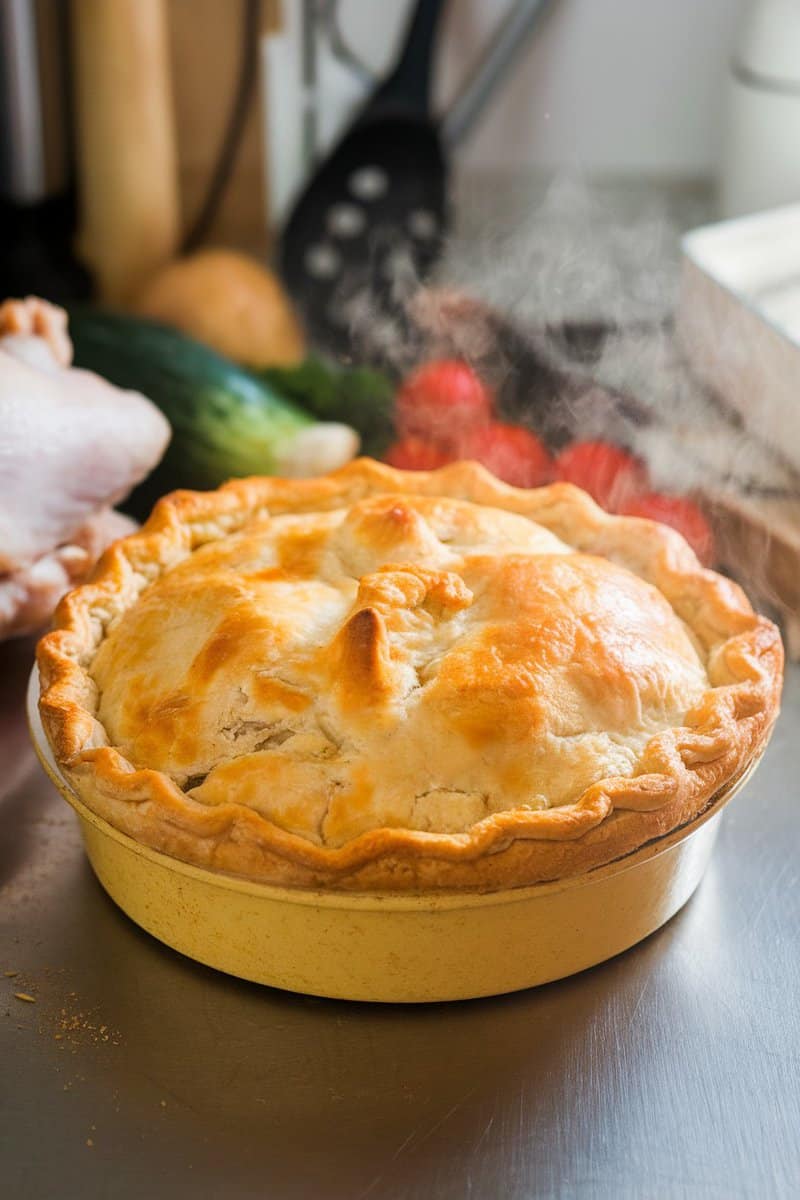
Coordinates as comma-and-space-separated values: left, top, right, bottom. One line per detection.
67, 309, 358, 518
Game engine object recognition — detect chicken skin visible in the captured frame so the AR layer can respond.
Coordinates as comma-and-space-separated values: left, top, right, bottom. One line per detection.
0, 298, 170, 638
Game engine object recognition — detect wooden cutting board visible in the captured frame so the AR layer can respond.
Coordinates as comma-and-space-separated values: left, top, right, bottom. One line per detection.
700, 490, 800, 658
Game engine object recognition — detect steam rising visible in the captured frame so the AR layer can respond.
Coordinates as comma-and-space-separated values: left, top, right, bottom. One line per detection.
339, 173, 800, 641
346, 173, 800, 496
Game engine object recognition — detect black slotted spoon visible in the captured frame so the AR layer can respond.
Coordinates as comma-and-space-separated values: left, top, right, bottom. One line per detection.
279, 0, 448, 359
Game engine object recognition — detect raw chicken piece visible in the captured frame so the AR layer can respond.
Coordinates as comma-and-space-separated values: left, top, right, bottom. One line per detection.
0, 510, 137, 640
0, 298, 170, 571
0, 298, 170, 638
0, 295, 73, 365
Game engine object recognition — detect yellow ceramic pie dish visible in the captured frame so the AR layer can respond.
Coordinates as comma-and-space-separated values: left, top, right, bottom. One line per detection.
32, 463, 782, 999
28, 666, 756, 1003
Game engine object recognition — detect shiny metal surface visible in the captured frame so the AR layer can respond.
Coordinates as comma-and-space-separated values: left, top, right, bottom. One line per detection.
2, 635, 799, 1198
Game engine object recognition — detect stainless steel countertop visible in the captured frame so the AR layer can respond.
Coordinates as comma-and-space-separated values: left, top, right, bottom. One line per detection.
2, 634, 799, 1199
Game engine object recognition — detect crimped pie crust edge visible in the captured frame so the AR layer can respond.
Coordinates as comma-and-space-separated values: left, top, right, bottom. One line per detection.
36, 459, 783, 892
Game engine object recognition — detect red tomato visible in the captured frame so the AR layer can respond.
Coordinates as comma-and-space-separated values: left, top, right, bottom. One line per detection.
462, 422, 552, 488
395, 360, 493, 446
621, 492, 715, 565
383, 437, 452, 471
554, 440, 648, 511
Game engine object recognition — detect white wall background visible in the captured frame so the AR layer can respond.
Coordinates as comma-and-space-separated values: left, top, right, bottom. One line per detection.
339, 0, 746, 174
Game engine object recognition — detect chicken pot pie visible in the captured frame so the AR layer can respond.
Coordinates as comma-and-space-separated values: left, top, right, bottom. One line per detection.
37, 459, 782, 892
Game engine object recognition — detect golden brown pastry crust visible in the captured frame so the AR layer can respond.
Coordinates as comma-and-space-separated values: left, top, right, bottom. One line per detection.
37, 459, 783, 892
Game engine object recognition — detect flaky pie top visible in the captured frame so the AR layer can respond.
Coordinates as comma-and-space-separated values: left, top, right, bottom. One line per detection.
91, 492, 709, 845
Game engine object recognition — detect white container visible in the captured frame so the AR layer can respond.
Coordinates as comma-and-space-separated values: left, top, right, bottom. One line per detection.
678, 204, 800, 474
720, 0, 800, 219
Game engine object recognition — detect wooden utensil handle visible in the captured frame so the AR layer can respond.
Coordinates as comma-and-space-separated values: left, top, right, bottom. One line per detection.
71, 0, 180, 302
